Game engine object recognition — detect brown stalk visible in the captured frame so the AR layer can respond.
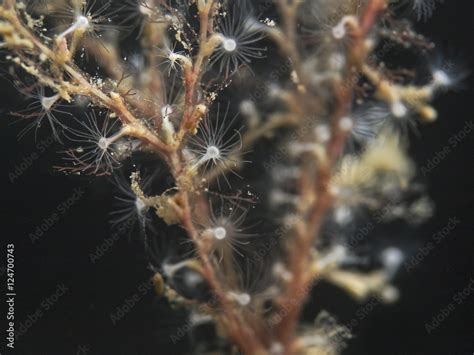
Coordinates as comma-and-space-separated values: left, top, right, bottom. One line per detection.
271, 0, 387, 352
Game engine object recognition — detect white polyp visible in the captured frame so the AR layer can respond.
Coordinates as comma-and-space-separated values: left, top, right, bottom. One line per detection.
273, 262, 293, 282
289, 142, 309, 156
432, 70, 451, 87
161, 105, 173, 120
161, 108, 176, 144
381, 247, 404, 274
315, 124, 331, 143
334, 206, 353, 225
213, 226, 227, 240
184, 271, 202, 288
272, 166, 300, 182
162, 260, 188, 278
222, 37, 237, 52
332, 23, 346, 39
190, 313, 213, 326
237, 293, 250, 306
192, 145, 221, 170
239, 100, 256, 116
58, 15, 90, 38
168, 52, 178, 63
230, 292, 251, 306
267, 84, 283, 98
391, 101, 408, 118
75, 15, 90, 30
206, 145, 220, 160
40, 94, 60, 111
269, 342, 284, 355
380, 285, 399, 303
139, 3, 153, 17
331, 244, 347, 260
282, 214, 299, 230
270, 190, 298, 206
98, 137, 110, 151
135, 197, 147, 214
339, 116, 354, 132
130, 54, 145, 71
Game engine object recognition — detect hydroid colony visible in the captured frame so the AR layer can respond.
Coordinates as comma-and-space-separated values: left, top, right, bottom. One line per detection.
0, 0, 458, 353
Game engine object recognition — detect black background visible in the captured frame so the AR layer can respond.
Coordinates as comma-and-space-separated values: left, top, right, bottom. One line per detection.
1, 1, 473, 354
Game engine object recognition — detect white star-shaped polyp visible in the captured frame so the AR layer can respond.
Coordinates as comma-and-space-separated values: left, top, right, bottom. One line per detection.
223, 38, 237, 52
332, 24, 346, 39
433, 70, 450, 87
210, 7, 266, 77
391, 102, 408, 118
213, 227, 227, 240
139, 3, 153, 17
206, 146, 221, 161
58, 15, 90, 39
64, 112, 124, 175
75, 15, 90, 31
40, 94, 60, 111
339, 116, 354, 132
135, 197, 147, 214
98, 137, 111, 151
188, 106, 244, 188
